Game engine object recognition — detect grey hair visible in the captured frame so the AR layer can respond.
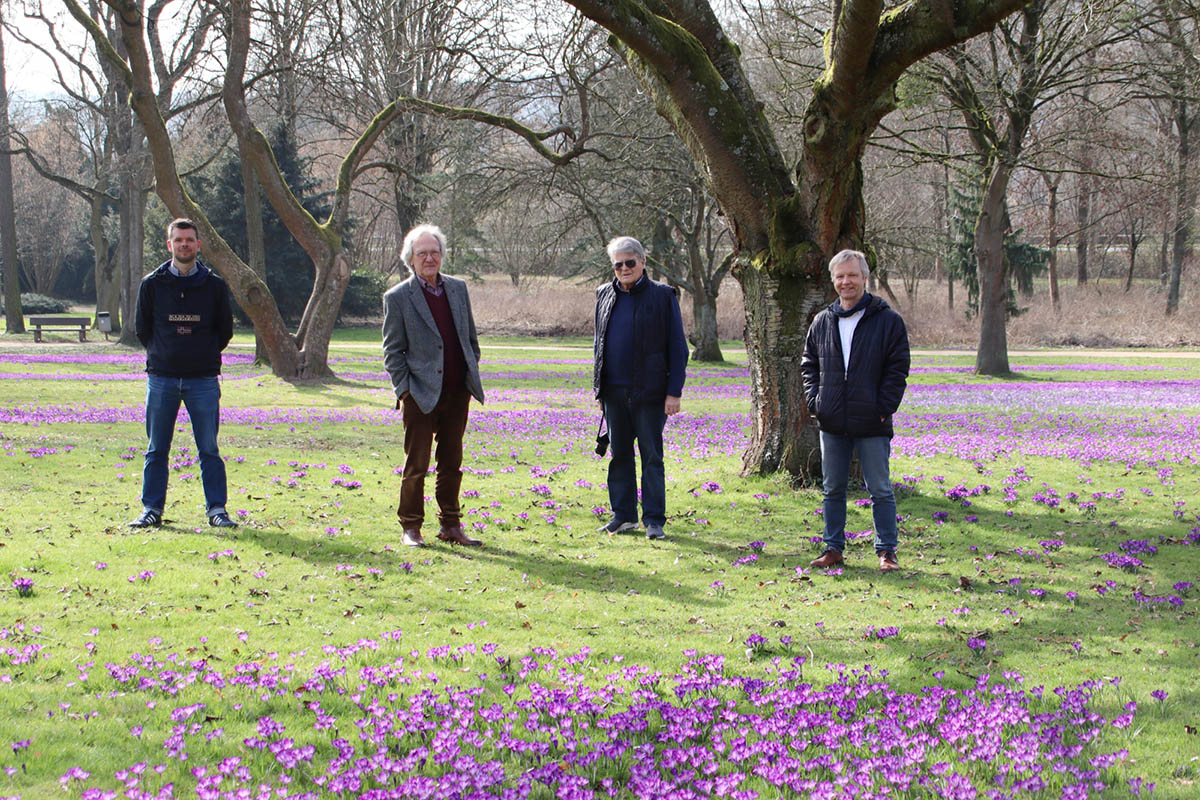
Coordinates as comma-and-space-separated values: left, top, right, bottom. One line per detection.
829, 249, 870, 280
606, 236, 645, 262
401, 224, 448, 269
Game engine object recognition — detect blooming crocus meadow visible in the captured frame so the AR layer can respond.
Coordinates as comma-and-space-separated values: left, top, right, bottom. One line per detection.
0, 339, 1197, 798
28, 631, 1156, 800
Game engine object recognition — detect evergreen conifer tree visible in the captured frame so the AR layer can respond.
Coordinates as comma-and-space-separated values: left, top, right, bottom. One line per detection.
190, 125, 334, 323
947, 178, 1048, 318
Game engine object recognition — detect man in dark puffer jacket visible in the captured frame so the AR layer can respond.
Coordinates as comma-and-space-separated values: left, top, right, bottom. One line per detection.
128, 218, 237, 530
801, 249, 910, 572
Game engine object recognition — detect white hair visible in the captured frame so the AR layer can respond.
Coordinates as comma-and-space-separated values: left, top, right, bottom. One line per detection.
401, 224, 448, 270
606, 236, 645, 262
828, 249, 870, 279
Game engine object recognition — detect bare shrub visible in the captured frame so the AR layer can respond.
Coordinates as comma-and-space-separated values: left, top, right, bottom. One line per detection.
377, 273, 1192, 349
416, 275, 749, 340
466, 276, 596, 336
904, 280, 1200, 348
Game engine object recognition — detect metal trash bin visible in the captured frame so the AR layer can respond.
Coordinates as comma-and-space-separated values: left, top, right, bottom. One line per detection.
97, 312, 112, 340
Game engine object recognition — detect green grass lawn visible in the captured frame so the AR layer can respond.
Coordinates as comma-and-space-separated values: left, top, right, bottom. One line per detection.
1, 336, 1197, 798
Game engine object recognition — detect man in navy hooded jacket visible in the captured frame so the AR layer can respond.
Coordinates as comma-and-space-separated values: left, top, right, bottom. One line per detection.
128, 218, 238, 530
801, 249, 910, 572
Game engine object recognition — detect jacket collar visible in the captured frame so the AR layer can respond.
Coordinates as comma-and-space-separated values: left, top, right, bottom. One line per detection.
156, 260, 208, 282
612, 273, 649, 294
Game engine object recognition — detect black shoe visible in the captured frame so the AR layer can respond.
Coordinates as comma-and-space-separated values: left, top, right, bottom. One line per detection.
598, 518, 637, 534
128, 509, 162, 528
209, 512, 238, 529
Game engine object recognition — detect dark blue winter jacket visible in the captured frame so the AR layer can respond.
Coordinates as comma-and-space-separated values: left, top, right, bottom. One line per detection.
800, 294, 910, 438
593, 274, 688, 403
135, 261, 234, 378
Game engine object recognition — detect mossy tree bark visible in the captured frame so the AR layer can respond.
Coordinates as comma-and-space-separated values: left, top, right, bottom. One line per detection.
565, 0, 1027, 478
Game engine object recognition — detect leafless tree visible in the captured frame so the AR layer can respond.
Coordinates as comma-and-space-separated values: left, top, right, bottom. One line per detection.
15, 0, 217, 342
1132, 0, 1199, 314
0, 6, 22, 331
11, 112, 89, 294
918, 0, 1132, 374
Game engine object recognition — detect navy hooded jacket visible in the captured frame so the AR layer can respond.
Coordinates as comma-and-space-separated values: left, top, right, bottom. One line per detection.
135, 261, 234, 378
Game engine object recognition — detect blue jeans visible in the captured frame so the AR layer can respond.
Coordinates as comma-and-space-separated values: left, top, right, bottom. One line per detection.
602, 388, 667, 527
819, 431, 897, 553
141, 376, 227, 516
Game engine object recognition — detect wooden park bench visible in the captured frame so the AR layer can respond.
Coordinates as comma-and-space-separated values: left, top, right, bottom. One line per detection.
28, 316, 91, 343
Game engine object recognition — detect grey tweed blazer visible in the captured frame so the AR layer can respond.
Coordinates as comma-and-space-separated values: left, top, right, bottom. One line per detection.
382, 274, 484, 414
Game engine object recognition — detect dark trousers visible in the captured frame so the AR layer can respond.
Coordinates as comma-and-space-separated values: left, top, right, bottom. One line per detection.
398, 388, 471, 529
602, 386, 667, 527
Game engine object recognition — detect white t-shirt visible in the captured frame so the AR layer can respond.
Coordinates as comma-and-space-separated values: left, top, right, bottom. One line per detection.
838, 309, 865, 371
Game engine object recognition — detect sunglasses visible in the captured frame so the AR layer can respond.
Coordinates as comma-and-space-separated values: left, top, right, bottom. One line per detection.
612, 259, 638, 270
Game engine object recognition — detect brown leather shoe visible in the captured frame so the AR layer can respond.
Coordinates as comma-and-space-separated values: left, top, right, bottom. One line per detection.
809, 549, 844, 568
878, 550, 900, 572
437, 525, 482, 546
401, 528, 425, 547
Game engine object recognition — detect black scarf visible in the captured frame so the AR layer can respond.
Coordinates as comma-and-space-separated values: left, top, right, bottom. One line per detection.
830, 293, 870, 318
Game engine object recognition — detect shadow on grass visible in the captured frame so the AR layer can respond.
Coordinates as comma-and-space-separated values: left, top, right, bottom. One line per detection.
443, 539, 716, 609
186, 518, 718, 611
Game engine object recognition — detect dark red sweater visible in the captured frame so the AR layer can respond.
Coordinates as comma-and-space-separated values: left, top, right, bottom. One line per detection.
423, 287, 467, 395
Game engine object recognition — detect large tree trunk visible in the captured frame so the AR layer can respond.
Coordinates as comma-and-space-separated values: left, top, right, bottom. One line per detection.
689, 287, 722, 362
392, 168, 426, 239
0, 17, 24, 334
737, 259, 827, 478
975, 163, 1012, 375
116, 171, 145, 347
1167, 102, 1193, 315
238, 147, 268, 363
90, 192, 121, 333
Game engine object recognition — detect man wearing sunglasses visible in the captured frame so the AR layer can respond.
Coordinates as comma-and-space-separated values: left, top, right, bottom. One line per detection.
593, 236, 688, 541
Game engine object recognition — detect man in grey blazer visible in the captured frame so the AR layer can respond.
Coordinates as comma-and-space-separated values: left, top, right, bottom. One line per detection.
382, 224, 486, 547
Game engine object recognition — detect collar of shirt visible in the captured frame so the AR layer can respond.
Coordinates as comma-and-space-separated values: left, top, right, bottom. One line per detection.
416, 272, 445, 297
617, 273, 648, 293
169, 261, 200, 278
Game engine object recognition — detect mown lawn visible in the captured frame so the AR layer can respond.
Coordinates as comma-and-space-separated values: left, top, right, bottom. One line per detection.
1, 335, 1197, 799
